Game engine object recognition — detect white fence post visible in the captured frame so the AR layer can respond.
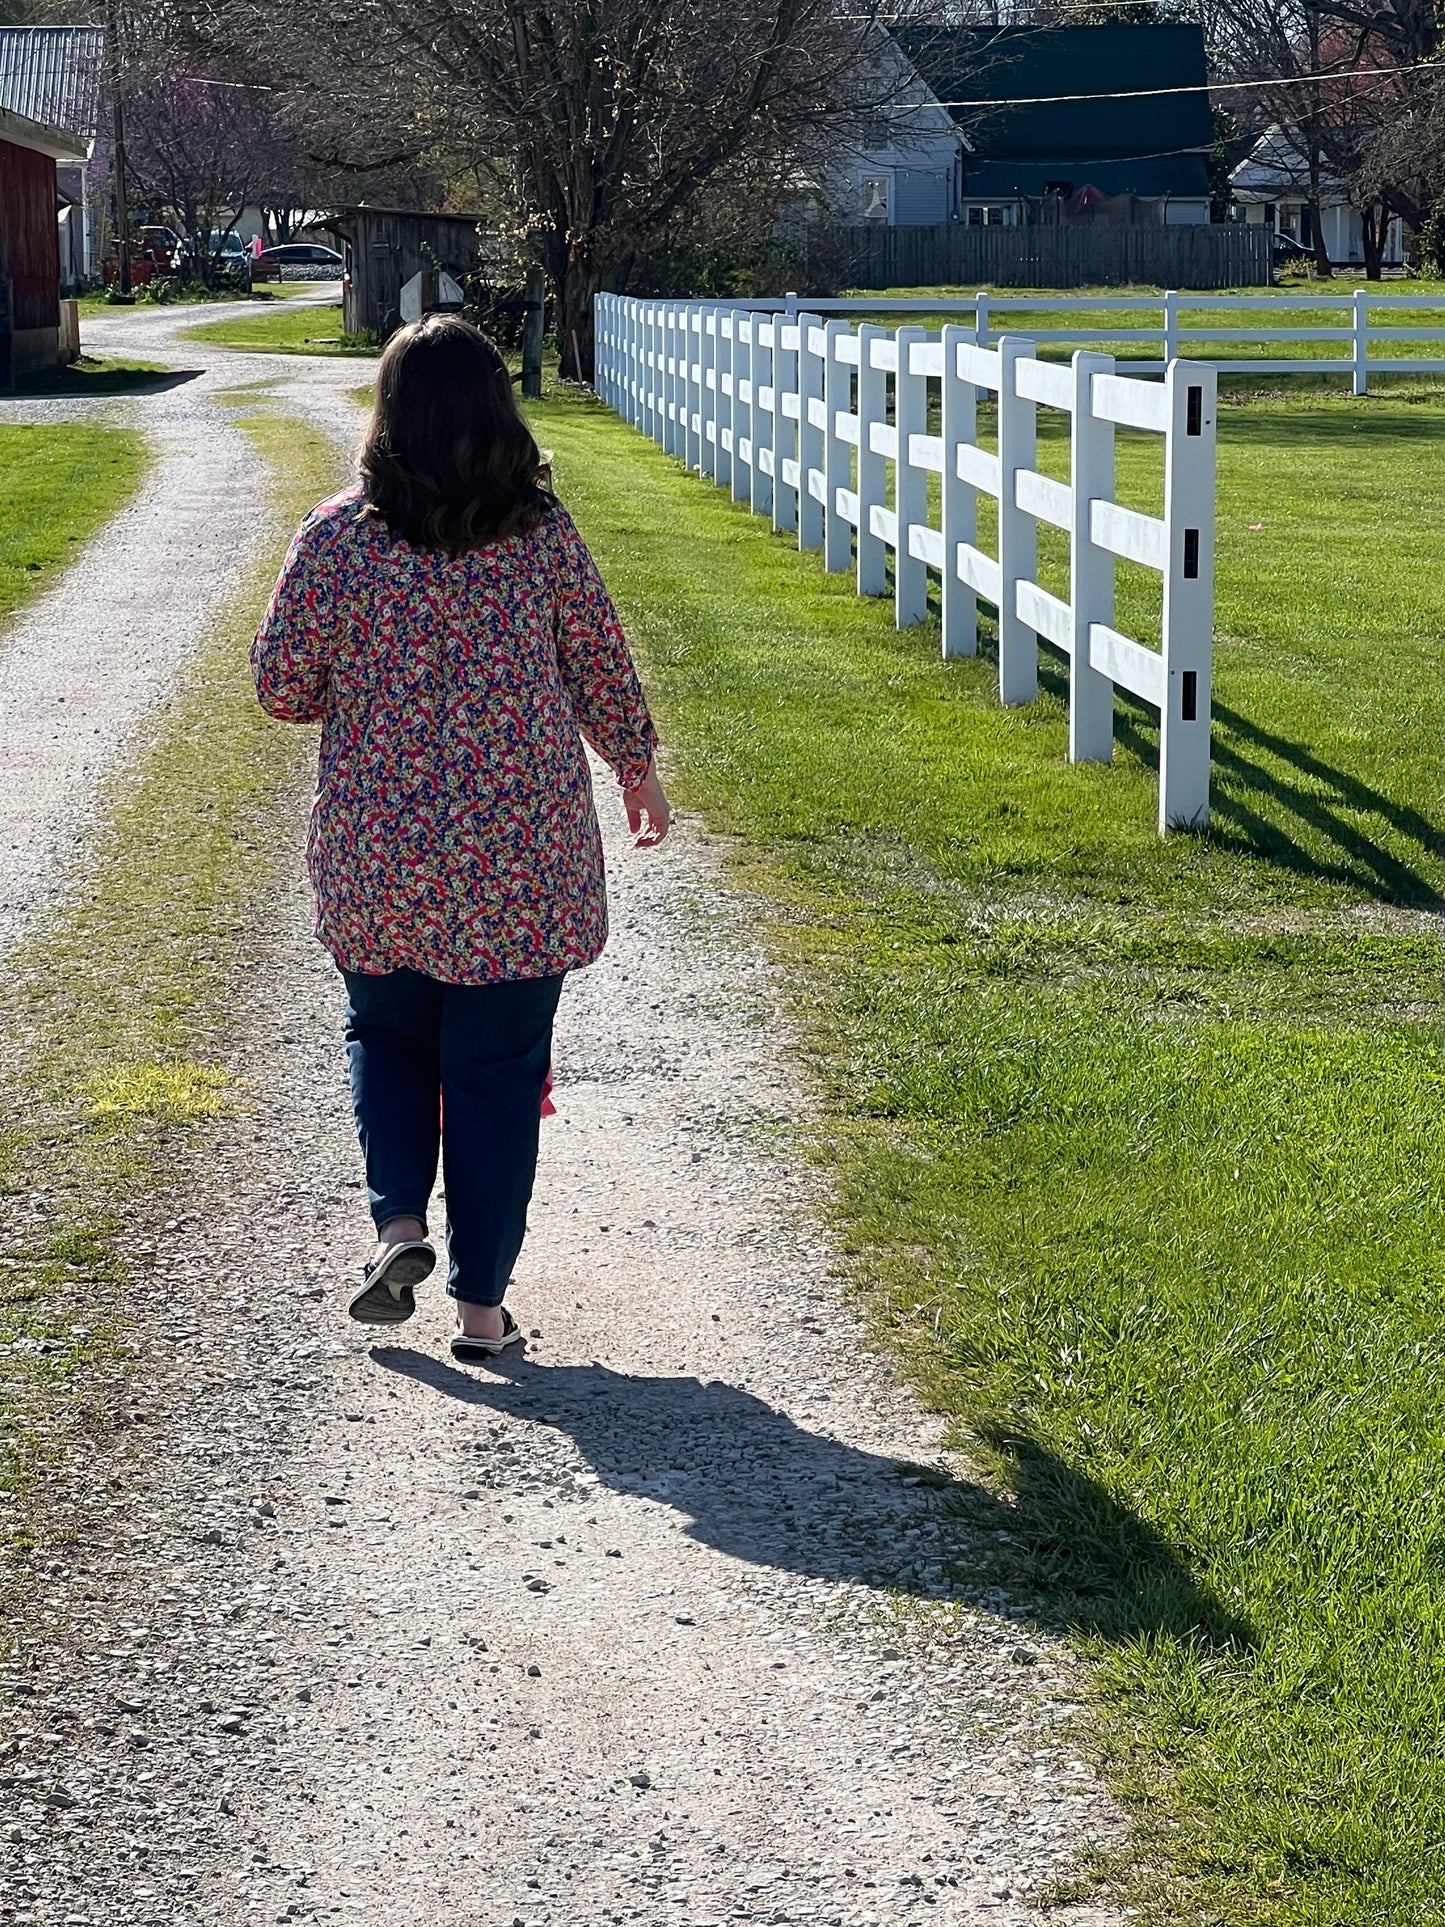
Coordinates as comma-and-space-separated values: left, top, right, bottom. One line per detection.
773, 313, 799, 536
1159, 360, 1217, 831
752, 314, 775, 519
856, 323, 888, 597
940, 323, 977, 660
996, 336, 1039, 707
975, 291, 991, 347
682, 306, 699, 471
797, 314, 825, 552
1353, 287, 1370, 396
1163, 289, 1179, 365
823, 320, 852, 574
699, 309, 718, 480
1069, 350, 1117, 764
731, 315, 753, 505
894, 325, 929, 627
716, 311, 734, 492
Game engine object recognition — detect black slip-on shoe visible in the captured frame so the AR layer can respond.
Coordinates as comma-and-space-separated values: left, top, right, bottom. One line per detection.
348, 1241, 435, 1325
450, 1308, 524, 1361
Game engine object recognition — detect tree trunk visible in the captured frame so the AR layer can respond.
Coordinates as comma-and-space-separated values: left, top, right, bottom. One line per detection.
1360, 200, 1389, 280
555, 253, 604, 384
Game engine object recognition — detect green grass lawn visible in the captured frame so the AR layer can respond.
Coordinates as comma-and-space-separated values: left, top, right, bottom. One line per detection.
181, 302, 376, 356
536, 386, 1445, 1924
0, 424, 147, 628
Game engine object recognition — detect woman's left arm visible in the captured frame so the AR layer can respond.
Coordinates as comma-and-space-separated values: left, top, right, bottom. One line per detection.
250, 519, 340, 723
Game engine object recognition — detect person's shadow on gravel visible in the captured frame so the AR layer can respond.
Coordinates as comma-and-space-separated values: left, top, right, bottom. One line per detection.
369, 1349, 1251, 1651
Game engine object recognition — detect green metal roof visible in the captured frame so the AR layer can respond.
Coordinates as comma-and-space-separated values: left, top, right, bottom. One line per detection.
898, 23, 1214, 181
962, 155, 1210, 200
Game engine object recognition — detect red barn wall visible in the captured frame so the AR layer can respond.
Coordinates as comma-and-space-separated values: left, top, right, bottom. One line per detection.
0, 135, 61, 335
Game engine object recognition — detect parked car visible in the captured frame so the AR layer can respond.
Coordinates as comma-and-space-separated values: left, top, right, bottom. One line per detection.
1272, 232, 1316, 266
256, 240, 342, 279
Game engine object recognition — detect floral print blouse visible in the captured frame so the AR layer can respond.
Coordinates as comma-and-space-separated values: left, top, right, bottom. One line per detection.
251, 488, 657, 985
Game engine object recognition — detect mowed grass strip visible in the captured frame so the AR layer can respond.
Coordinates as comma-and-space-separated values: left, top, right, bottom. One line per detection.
0, 425, 147, 627
537, 389, 1445, 1924
182, 302, 377, 355
0, 410, 338, 1553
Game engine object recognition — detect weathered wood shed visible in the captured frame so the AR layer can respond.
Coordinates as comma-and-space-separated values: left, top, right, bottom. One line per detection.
320, 206, 481, 340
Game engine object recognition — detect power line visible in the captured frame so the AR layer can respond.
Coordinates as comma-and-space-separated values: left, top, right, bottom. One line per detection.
895, 55, 1442, 106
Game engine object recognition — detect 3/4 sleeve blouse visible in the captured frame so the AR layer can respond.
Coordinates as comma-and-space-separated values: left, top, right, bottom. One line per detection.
251, 487, 657, 986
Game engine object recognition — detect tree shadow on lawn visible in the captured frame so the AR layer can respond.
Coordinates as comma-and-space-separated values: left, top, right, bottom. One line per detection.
371, 1346, 1251, 1654
1111, 695, 1443, 904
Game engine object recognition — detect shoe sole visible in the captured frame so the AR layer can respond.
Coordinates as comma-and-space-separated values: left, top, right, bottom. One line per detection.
348, 1247, 435, 1325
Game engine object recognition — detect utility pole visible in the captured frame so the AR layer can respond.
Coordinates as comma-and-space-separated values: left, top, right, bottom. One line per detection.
104, 0, 132, 296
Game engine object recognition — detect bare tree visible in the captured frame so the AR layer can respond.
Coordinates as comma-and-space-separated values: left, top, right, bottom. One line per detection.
185, 0, 922, 372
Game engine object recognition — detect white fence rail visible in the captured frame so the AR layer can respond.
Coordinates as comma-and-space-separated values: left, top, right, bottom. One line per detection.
607, 288, 1445, 395
595, 293, 1217, 834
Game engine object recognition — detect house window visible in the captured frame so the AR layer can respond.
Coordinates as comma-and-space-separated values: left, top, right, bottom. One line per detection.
862, 177, 889, 222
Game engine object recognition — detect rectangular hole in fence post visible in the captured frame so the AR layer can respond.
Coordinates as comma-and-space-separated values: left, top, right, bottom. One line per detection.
1186, 385, 1202, 436
797, 314, 825, 553
894, 326, 929, 628
941, 324, 979, 659
1070, 350, 1117, 765
997, 337, 1040, 707
856, 324, 888, 598
1159, 361, 1217, 833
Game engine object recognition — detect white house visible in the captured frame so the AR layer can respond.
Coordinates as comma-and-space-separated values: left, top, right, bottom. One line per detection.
1231, 127, 1404, 268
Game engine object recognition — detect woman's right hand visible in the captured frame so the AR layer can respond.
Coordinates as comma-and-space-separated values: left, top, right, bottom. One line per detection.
624, 761, 671, 847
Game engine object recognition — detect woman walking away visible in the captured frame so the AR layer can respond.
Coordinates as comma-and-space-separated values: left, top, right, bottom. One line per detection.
251, 315, 669, 1362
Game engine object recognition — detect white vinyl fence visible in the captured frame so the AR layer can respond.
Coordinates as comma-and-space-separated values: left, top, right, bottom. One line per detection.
613, 289, 1445, 394
595, 294, 1218, 834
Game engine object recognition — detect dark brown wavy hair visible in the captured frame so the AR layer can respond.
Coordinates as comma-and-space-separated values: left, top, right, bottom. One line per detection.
359, 315, 555, 554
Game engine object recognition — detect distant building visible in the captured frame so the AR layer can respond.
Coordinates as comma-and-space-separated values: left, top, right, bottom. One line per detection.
1230, 128, 1405, 268
0, 26, 106, 287
830, 23, 1214, 229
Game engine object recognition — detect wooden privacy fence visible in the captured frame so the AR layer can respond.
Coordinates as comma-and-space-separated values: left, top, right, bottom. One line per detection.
595, 293, 1218, 834
810, 221, 1272, 291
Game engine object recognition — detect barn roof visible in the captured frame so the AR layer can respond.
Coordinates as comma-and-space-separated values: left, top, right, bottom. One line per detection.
0, 26, 105, 141
896, 22, 1213, 197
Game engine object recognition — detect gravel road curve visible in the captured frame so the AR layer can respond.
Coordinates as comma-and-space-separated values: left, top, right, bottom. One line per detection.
0, 306, 1128, 1927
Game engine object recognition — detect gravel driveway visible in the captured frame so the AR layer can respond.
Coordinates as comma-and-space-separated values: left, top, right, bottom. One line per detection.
0, 306, 1128, 1927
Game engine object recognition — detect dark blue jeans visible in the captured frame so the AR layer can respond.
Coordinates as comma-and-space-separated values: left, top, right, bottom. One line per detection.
341, 966, 566, 1306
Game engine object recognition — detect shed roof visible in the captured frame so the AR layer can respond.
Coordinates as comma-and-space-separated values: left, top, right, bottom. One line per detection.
0, 26, 104, 141
898, 23, 1214, 162
0, 100, 88, 162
